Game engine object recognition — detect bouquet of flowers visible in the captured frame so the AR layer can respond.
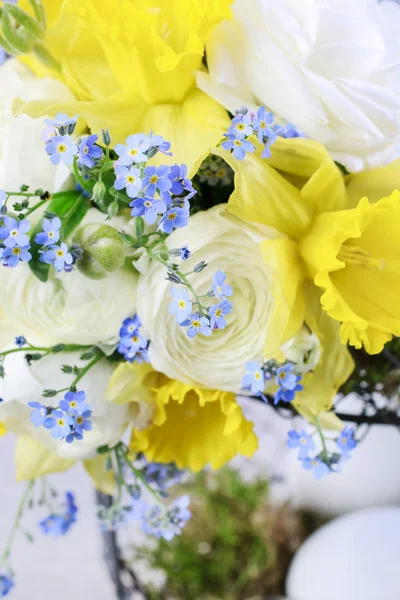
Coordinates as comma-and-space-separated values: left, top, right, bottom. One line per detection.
1, 0, 400, 595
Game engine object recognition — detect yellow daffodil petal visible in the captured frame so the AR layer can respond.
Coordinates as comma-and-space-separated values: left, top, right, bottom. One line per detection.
16, 86, 228, 176
216, 147, 312, 240
0, 422, 6, 436
130, 380, 258, 472
15, 436, 75, 481
299, 191, 400, 354
268, 138, 347, 214
260, 237, 306, 360
294, 283, 354, 420
345, 159, 400, 208
83, 454, 116, 495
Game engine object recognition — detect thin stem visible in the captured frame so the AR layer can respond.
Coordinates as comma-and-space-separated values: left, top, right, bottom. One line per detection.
4, 191, 40, 198
116, 444, 161, 501
24, 197, 50, 218
315, 416, 329, 461
146, 249, 207, 316
71, 352, 103, 388
0, 481, 35, 567
0, 343, 91, 359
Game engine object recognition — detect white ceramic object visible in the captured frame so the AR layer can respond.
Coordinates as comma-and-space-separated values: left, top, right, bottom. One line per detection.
238, 395, 400, 515
286, 507, 400, 600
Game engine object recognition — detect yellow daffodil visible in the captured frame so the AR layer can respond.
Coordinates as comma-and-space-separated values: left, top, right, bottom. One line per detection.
14, 0, 232, 174
218, 137, 400, 355
108, 363, 258, 472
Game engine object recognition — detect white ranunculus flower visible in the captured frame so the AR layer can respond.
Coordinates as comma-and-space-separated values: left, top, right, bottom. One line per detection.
0, 351, 128, 460
281, 327, 321, 373
198, 0, 400, 173
0, 59, 76, 191
0, 209, 138, 348
137, 205, 284, 393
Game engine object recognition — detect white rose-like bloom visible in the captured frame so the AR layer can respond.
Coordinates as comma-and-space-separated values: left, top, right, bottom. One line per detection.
198, 0, 400, 172
0, 209, 138, 348
137, 205, 283, 392
0, 59, 76, 191
0, 351, 128, 460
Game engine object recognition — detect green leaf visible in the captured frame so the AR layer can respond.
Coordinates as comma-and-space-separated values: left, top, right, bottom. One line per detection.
29, 191, 90, 283
135, 217, 145, 240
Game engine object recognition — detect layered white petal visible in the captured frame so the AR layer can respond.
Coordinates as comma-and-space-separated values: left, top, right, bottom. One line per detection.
137, 205, 282, 393
199, 0, 400, 172
0, 351, 128, 460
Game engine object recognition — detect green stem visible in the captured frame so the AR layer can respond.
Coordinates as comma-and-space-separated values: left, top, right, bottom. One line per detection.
315, 416, 329, 461
24, 197, 51, 218
0, 481, 35, 567
72, 159, 93, 194
0, 343, 91, 359
71, 352, 103, 388
146, 249, 206, 316
116, 444, 162, 501
4, 191, 40, 198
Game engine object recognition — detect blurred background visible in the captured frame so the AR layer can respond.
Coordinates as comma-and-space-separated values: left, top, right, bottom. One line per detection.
2, 396, 400, 600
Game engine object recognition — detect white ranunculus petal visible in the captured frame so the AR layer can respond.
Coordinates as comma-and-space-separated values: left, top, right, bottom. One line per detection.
200, 0, 400, 172
137, 205, 283, 393
0, 351, 128, 460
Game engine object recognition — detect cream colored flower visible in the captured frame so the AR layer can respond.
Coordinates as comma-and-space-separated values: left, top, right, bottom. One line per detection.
198, 0, 400, 172
137, 205, 294, 393
0, 351, 128, 460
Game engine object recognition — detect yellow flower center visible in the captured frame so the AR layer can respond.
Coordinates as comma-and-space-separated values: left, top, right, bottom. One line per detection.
178, 300, 186, 308
12, 248, 21, 255
76, 417, 83, 425
234, 140, 242, 147
57, 418, 65, 426
10, 229, 18, 237
254, 371, 261, 380
260, 120, 266, 129
70, 401, 77, 408
237, 123, 245, 131
57, 143, 67, 154
150, 175, 158, 185
56, 250, 64, 257
168, 212, 176, 220
129, 149, 138, 156
132, 336, 139, 343
144, 200, 152, 207
48, 231, 54, 238
337, 243, 385, 270
83, 146, 89, 154
215, 308, 222, 317
192, 320, 200, 327
127, 175, 136, 184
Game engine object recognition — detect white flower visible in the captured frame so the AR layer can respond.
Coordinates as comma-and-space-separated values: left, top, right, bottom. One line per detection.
0, 351, 128, 460
0, 59, 76, 191
0, 209, 138, 348
137, 205, 285, 393
281, 327, 321, 373
198, 0, 400, 173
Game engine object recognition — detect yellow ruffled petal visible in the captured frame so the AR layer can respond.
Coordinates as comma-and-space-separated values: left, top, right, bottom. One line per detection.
293, 283, 354, 420
16, 86, 229, 176
216, 146, 313, 241
83, 454, 116, 496
299, 191, 400, 354
268, 138, 347, 214
130, 380, 258, 472
260, 237, 306, 360
345, 159, 400, 208
0, 422, 6, 437
15, 436, 75, 481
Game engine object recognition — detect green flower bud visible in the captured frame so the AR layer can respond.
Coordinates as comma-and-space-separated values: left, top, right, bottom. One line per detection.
92, 180, 106, 204
74, 224, 125, 280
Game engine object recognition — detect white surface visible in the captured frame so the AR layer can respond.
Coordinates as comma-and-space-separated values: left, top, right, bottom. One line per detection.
286, 507, 400, 600
0, 436, 116, 600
